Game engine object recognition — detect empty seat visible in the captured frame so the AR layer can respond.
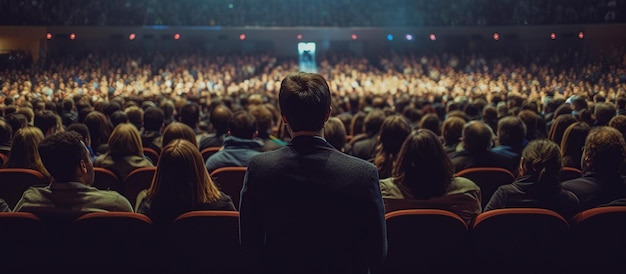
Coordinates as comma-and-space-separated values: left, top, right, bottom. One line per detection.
169, 211, 248, 274
209, 167, 247, 210
455, 167, 515, 209
383, 209, 468, 274
0, 168, 48, 209
471, 208, 569, 273
143, 147, 160, 165
93, 167, 122, 193
124, 166, 156, 209
201, 146, 221, 162
0, 212, 43, 274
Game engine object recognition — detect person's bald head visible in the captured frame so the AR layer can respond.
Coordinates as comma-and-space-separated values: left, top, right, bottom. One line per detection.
210, 104, 233, 135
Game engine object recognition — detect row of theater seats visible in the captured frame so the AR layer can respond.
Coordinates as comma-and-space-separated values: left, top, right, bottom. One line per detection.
0, 165, 247, 211
0, 207, 624, 274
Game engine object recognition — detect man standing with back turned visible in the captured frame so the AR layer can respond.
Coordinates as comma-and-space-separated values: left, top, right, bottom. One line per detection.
239, 72, 387, 274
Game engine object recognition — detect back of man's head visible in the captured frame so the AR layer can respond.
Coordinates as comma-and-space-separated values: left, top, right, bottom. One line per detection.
179, 103, 200, 129
110, 110, 128, 128
229, 111, 257, 139
62, 98, 75, 112
34, 110, 58, 137
462, 121, 494, 152
616, 97, 626, 110
143, 107, 165, 132
583, 126, 626, 175
249, 105, 273, 134
66, 123, 91, 146
5, 113, 27, 133
210, 104, 233, 135
363, 109, 386, 137
594, 102, 616, 126
125, 106, 144, 130
279, 72, 331, 132
39, 131, 88, 183
497, 116, 526, 147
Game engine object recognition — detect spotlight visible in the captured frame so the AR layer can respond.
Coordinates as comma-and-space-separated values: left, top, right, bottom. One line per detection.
429, 34, 436, 41
70, 33, 76, 40
46, 33, 53, 40
550, 33, 556, 40
351, 34, 357, 40
129, 33, 136, 40
387, 34, 394, 41
493, 33, 500, 41
174, 33, 180, 40
297, 34, 302, 40
578, 32, 584, 39
240, 34, 246, 40
405, 34, 413, 41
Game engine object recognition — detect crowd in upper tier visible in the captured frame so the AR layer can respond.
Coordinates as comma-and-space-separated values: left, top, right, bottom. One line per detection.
1, 0, 624, 27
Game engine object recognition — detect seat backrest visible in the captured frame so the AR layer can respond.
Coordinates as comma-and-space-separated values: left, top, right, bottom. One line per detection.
93, 167, 122, 194
124, 167, 156, 209
0, 168, 48, 209
169, 211, 246, 274
72, 212, 157, 272
209, 167, 247, 210
143, 147, 160, 165
0, 212, 43, 273
455, 167, 515, 209
471, 208, 569, 271
560, 166, 583, 181
0, 153, 7, 167
569, 206, 626, 270
383, 209, 468, 273
201, 146, 221, 162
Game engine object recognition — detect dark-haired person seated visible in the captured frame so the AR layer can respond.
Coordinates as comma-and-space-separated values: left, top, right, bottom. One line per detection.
205, 110, 263, 173
13, 131, 132, 212
94, 123, 153, 180
562, 127, 626, 211
485, 139, 579, 218
451, 121, 516, 174
137, 139, 235, 224
380, 129, 481, 225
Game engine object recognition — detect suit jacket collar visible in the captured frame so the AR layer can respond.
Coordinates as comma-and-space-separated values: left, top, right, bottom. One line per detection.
289, 135, 335, 153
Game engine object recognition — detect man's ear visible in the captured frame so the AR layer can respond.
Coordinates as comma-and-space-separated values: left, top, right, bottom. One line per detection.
79, 160, 88, 174
324, 107, 332, 122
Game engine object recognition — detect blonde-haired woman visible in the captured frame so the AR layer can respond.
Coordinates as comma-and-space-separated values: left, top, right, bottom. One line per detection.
137, 139, 235, 223
94, 123, 153, 179
3, 126, 50, 180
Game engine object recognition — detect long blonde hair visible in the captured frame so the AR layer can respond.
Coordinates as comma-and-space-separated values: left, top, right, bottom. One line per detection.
4, 126, 50, 178
107, 123, 144, 157
147, 139, 221, 206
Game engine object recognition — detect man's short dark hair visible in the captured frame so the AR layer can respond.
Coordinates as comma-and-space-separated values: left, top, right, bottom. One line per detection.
497, 116, 527, 148
110, 110, 128, 128
463, 121, 494, 152
229, 111, 257, 139
210, 104, 232, 134
179, 103, 200, 129
66, 123, 91, 144
6, 113, 27, 133
279, 72, 331, 132
34, 110, 58, 135
363, 109, 386, 136
594, 102, 616, 126
0, 118, 12, 144
143, 107, 165, 131
38, 131, 88, 182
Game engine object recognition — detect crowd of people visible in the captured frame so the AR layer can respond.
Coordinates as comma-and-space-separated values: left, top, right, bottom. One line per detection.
1, 0, 623, 27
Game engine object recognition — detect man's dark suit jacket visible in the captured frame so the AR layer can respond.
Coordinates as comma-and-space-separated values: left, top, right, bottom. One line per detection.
561, 171, 626, 211
240, 135, 387, 274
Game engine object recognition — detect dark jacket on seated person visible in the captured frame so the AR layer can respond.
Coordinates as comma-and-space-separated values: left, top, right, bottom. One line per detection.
561, 171, 626, 211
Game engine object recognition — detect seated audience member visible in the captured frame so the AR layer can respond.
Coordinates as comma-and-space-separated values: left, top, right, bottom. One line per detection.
249, 104, 284, 151
374, 115, 411, 179
205, 110, 263, 173
179, 103, 207, 145
125, 106, 144, 131
560, 122, 590, 170
485, 139, 579, 218
161, 122, 198, 148
94, 123, 153, 179
199, 104, 232, 150
609, 115, 626, 142
593, 102, 616, 127
3, 126, 50, 180
547, 114, 577, 147
441, 116, 465, 156
492, 116, 527, 174
83, 111, 113, 155
419, 113, 441, 136
141, 107, 165, 154
66, 123, 97, 162
562, 127, 626, 210
451, 121, 516, 174
0, 118, 12, 157
137, 139, 235, 224
380, 129, 481, 225
109, 110, 129, 128
61, 98, 77, 128
13, 131, 133, 212
34, 110, 59, 137
5, 113, 28, 136
323, 117, 348, 152
348, 109, 386, 161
